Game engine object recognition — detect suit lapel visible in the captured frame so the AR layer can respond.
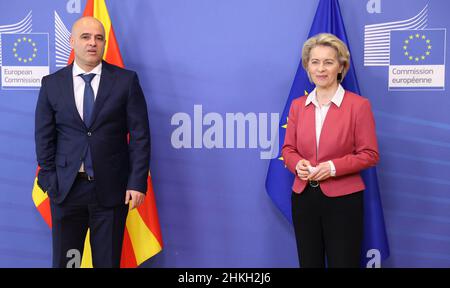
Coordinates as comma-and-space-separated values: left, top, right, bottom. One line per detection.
58, 64, 86, 128
317, 103, 338, 157
90, 61, 115, 128
302, 103, 317, 163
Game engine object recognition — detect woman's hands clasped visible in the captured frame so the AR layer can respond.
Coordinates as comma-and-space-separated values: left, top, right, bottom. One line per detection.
295, 159, 332, 182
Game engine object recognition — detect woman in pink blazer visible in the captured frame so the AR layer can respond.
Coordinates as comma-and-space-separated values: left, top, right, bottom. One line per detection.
282, 33, 379, 268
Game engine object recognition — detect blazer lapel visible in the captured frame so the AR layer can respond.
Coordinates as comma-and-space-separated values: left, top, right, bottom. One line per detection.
317, 103, 338, 157
58, 64, 86, 128
302, 103, 318, 163
89, 62, 115, 128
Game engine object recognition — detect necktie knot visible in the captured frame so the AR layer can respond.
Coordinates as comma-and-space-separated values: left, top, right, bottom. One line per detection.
80, 73, 96, 84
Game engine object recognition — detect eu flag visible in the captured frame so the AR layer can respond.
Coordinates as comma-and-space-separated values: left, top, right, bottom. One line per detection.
265, 0, 390, 267
390, 29, 445, 65
1, 33, 49, 66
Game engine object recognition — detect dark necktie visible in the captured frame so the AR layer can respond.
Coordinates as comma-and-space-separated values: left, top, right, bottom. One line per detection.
80, 73, 96, 126
80, 73, 96, 177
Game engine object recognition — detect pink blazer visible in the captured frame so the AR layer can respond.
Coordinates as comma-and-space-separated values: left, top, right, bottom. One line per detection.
281, 91, 379, 197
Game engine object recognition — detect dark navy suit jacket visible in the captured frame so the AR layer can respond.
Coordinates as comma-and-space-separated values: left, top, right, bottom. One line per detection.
35, 61, 150, 207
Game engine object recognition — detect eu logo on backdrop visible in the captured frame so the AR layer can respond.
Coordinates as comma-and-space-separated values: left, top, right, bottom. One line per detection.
389, 29, 446, 90
1, 33, 49, 89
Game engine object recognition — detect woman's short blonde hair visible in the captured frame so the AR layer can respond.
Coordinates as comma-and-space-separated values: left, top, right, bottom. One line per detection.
301, 33, 350, 83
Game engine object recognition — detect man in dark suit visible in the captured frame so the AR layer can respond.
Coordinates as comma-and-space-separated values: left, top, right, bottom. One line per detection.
35, 16, 150, 268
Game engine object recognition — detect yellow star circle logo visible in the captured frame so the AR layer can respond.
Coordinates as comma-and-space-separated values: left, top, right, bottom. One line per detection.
12, 36, 38, 63
403, 33, 431, 62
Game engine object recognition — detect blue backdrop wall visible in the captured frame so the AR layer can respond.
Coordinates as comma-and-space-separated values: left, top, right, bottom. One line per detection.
0, 0, 449, 268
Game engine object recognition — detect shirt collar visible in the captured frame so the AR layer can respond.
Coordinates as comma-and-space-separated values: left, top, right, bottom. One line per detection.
305, 84, 345, 107
73, 61, 102, 78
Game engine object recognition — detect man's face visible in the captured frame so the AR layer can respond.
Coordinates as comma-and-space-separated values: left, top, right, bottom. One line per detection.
70, 18, 105, 69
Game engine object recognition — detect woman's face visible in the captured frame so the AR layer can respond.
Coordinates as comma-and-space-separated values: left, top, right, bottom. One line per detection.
307, 45, 343, 90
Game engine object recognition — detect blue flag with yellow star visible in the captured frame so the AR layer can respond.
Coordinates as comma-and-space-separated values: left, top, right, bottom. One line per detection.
265, 0, 390, 267
390, 29, 445, 65
1, 33, 48, 66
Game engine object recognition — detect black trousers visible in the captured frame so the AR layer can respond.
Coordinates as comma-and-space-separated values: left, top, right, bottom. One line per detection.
50, 176, 128, 268
291, 184, 363, 268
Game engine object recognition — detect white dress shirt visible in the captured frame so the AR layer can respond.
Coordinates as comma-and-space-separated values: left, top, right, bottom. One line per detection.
73, 61, 102, 172
305, 84, 345, 176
